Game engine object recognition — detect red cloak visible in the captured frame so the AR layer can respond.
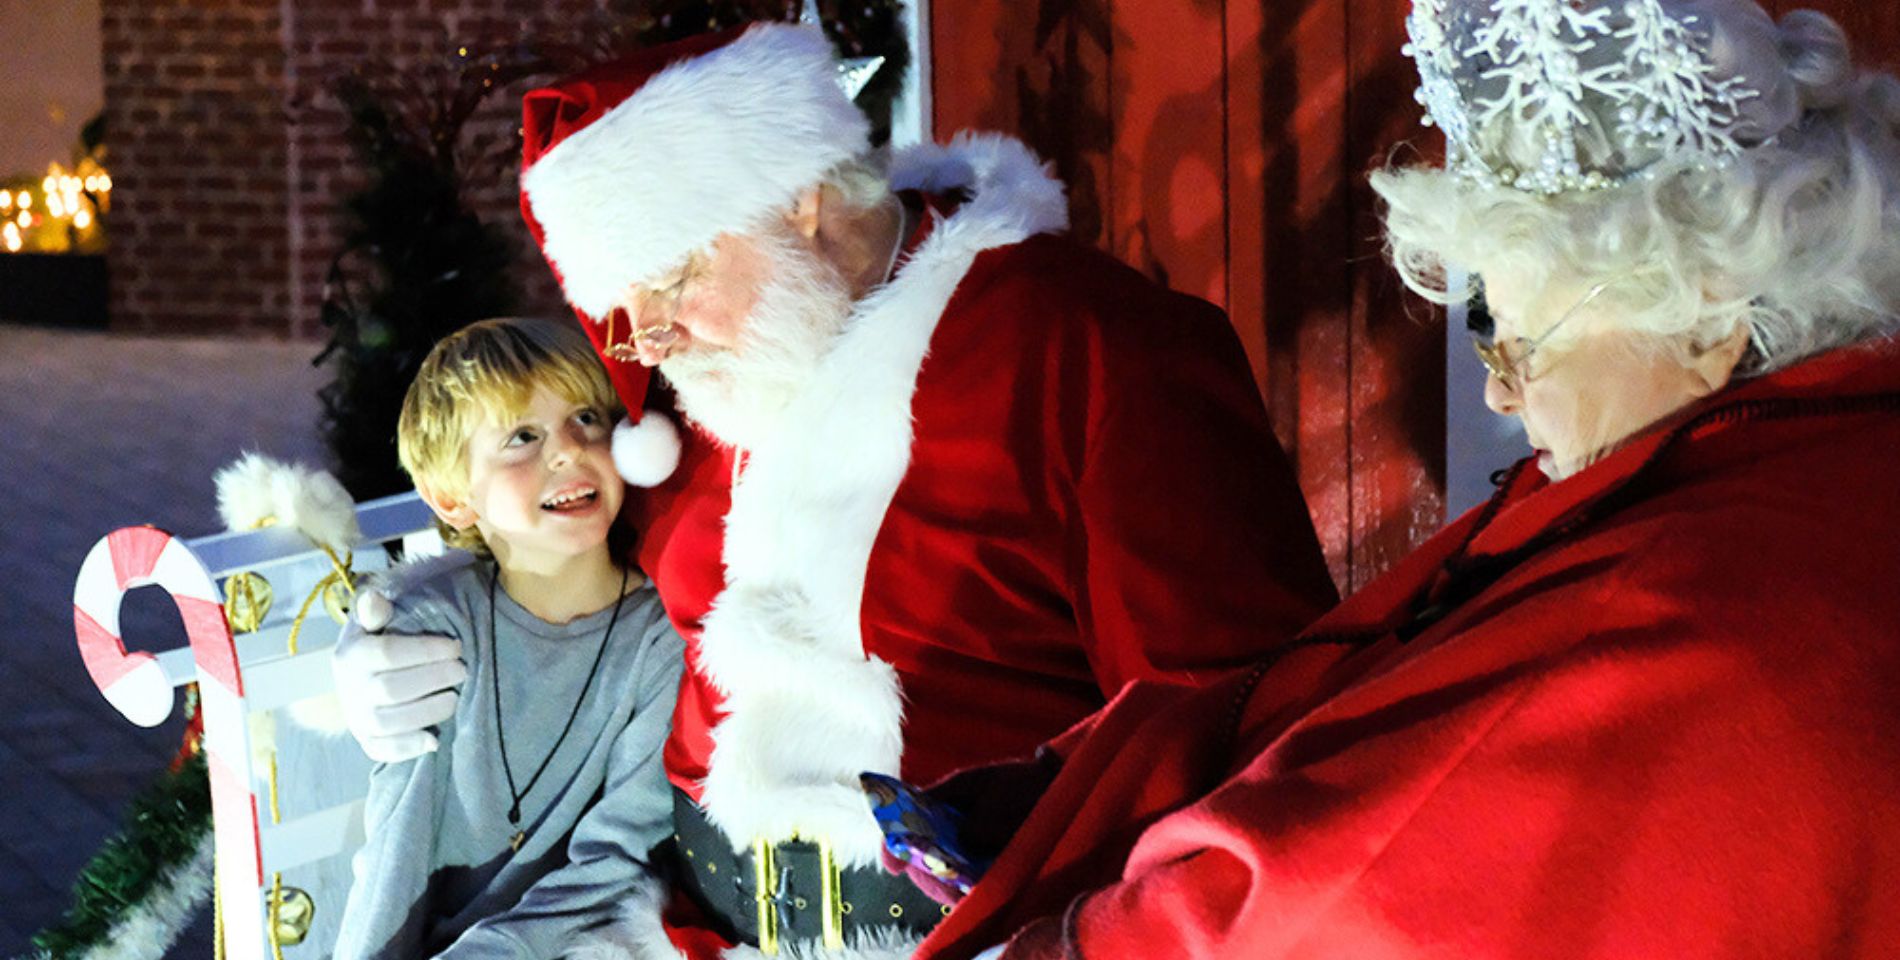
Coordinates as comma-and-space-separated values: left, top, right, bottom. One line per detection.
923, 339, 1900, 960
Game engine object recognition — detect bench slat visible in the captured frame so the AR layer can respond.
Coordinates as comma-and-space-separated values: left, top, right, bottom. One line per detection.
259, 799, 369, 874
183, 492, 433, 576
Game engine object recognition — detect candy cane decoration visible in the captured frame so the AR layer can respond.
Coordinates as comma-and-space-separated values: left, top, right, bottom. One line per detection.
73, 525, 268, 960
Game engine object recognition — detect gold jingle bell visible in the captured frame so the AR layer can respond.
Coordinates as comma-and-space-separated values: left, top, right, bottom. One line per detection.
223, 572, 274, 634
321, 577, 352, 625
270, 886, 316, 945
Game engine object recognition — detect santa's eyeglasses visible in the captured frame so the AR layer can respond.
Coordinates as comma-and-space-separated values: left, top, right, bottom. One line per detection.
603, 254, 707, 363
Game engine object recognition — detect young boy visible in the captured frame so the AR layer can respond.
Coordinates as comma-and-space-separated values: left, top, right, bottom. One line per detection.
334, 317, 684, 960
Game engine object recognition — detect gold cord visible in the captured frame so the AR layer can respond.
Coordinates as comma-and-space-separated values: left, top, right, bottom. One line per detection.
213, 856, 226, 960
267, 872, 284, 960
284, 546, 355, 656
215, 518, 357, 958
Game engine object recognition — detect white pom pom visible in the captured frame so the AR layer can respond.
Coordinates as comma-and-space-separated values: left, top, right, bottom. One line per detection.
214, 452, 361, 551
613, 413, 682, 487
215, 453, 280, 532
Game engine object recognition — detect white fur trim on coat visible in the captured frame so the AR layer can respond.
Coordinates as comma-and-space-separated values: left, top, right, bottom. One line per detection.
522, 23, 870, 321
693, 133, 1068, 866
615, 412, 683, 487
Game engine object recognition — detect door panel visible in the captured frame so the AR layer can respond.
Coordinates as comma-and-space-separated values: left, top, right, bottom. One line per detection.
931, 0, 1900, 590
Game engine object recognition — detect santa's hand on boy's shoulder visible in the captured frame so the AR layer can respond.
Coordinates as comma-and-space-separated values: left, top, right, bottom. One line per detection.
333, 589, 467, 764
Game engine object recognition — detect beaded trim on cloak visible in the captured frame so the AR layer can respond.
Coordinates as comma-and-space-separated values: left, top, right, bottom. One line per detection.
1404, 0, 1760, 194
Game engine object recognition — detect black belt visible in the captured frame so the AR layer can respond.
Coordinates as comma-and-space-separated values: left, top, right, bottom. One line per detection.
668, 788, 946, 950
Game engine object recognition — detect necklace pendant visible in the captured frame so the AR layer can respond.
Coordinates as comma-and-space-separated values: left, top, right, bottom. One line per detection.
510, 830, 525, 853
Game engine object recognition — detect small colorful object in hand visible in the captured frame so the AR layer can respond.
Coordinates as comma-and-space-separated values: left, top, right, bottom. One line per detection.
860, 772, 990, 897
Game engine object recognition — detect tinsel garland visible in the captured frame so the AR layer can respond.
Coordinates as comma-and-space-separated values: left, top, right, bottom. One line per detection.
22, 751, 213, 960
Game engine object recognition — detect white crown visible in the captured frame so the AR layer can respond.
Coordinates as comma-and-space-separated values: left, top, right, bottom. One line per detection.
1405, 0, 1762, 194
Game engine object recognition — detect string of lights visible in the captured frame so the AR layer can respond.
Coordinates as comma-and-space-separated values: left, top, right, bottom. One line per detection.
1, 158, 111, 253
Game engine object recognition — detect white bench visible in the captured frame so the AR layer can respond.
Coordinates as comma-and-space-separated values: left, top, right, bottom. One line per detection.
71, 491, 437, 960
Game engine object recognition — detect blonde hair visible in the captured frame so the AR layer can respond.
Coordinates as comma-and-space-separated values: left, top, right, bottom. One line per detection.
397, 317, 624, 554
1375, 8, 1900, 373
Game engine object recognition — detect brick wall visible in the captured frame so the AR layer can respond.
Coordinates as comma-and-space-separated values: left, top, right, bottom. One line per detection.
101, 0, 608, 338
101, 0, 290, 335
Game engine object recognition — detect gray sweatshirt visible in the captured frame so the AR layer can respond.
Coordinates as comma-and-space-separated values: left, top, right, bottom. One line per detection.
334, 554, 684, 960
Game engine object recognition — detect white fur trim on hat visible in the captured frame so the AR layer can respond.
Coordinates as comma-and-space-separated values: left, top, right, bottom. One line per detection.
614, 413, 683, 487
522, 23, 871, 320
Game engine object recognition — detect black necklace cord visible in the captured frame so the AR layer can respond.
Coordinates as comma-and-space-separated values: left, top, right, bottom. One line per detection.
489, 565, 630, 827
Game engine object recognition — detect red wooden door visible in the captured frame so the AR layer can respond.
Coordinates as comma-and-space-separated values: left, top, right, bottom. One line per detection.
930, 0, 1900, 592
932, 0, 1436, 591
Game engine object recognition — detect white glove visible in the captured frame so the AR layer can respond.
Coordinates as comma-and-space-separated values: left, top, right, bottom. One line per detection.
331, 589, 467, 763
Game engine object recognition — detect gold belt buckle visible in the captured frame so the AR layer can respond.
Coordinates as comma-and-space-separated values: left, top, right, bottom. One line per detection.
819, 839, 844, 949
751, 836, 846, 954
752, 838, 778, 956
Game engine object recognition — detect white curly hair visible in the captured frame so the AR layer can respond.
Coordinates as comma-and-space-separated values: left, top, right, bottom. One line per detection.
1376, 4, 1900, 374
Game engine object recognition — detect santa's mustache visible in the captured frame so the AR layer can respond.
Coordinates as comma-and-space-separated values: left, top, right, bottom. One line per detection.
661, 231, 854, 449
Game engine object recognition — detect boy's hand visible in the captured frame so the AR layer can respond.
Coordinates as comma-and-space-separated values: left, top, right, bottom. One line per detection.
332, 590, 467, 763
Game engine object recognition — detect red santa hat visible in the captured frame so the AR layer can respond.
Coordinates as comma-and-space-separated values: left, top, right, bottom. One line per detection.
517, 22, 871, 487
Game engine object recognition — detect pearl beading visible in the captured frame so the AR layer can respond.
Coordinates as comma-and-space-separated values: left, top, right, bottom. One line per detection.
1403, 0, 1759, 195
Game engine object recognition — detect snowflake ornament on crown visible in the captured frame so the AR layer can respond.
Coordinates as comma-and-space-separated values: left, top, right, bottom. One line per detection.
1404, 0, 1761, 194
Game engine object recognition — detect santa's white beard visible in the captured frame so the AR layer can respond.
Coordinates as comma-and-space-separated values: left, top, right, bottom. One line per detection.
660, 231, 855, 451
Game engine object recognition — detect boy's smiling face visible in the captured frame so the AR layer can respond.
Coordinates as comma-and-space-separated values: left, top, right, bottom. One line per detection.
430, 385, 623, 572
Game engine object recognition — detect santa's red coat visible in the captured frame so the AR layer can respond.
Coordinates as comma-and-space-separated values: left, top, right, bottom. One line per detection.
920, 339, 1900, 959
602, 136, 1337, 868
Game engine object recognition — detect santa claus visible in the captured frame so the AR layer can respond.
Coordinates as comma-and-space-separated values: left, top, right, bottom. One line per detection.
334, 21, 1337, 959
